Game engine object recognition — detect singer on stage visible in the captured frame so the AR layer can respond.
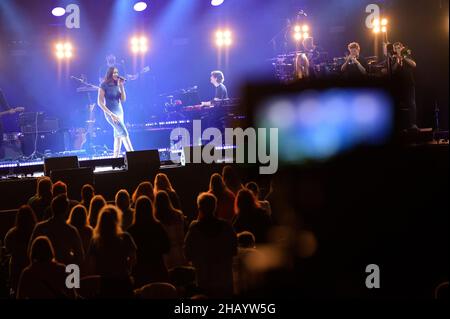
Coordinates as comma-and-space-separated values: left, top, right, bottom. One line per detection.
98, 67, 134, 157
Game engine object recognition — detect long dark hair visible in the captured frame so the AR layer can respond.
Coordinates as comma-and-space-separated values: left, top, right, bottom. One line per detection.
209, 173, 226, 199
93, 205, 123, 241
133, 196, 158, 227
103, 67, 118, 85
15, 205, 37, 237
154, 191, 182, 225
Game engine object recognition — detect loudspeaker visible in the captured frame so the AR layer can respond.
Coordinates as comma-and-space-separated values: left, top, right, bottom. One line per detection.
44, 156, 79, 176
50, 167, 94, 201
125, 150, 160, 173
20, 131, 69, 156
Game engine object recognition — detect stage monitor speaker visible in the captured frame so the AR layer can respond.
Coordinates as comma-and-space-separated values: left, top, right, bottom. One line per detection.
125, 150, 160, 173
44, 156, 79, 176
50, 167, 94, 201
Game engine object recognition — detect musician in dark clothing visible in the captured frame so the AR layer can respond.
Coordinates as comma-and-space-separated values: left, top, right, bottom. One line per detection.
201, 70, 229, 107
391, 42, 418, 129
211, 70, 228, 100
341, 42, 369, 80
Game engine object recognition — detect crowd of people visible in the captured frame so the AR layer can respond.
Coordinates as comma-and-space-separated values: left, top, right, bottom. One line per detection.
1, 167, 275, 299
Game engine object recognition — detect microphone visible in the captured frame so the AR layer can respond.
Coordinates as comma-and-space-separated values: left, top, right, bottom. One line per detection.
117, 75, 127, 82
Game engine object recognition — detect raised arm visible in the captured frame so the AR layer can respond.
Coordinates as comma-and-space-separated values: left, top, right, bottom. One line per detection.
118, 80, 126, 102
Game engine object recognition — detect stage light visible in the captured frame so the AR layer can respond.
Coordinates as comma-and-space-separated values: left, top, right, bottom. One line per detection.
373, 17, 388, 35
133, 2, 148, 12
139, 44, 148, 53
55, 42, 73, 60
130, 36, 148, 54
211, 0, 225, 6
293, 25, 309, 42
215, 29, 232, 47
52, 7, 66, 17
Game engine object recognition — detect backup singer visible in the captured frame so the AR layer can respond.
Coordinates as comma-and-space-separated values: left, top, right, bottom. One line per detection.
97, 67, 134, 157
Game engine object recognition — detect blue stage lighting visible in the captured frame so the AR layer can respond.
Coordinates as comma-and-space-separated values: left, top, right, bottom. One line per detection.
51, 7, 66, 17
134, 2, 148, 12
211, 0, 225, 7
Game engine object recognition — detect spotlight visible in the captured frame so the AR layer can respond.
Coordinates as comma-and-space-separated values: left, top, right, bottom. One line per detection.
130, 36, 148, 54
215, 29, 232, 47
293, 25, 310, 42
52, 7, 66, 17
133, 2, 148, 12
373, 17, 388, 34
211, 0, 225, 6
55, 42, 73, 60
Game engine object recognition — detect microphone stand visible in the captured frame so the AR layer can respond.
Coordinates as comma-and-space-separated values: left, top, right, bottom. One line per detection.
70, 76, 100, 90
70, 76, 103, 155
22, 111, 44, 161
